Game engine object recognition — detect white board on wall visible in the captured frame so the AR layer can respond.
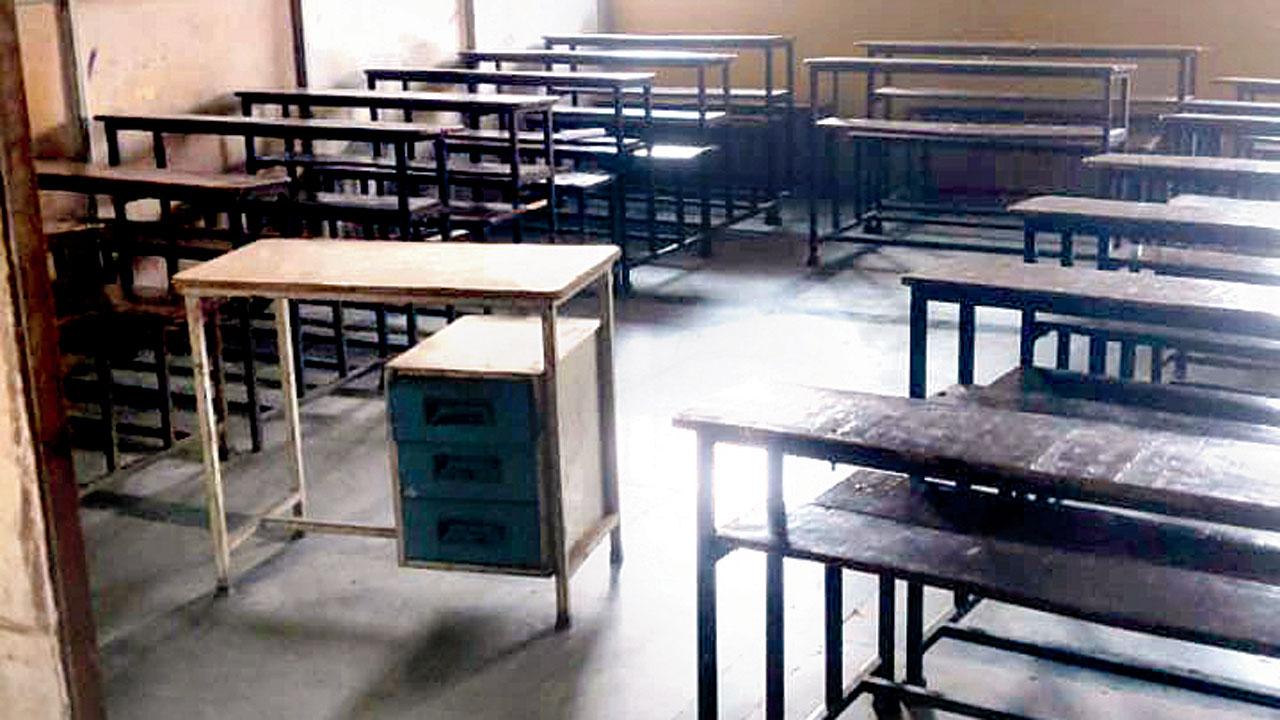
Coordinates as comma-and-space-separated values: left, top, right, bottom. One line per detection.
473, 0, 598, 49
303, 0, 465, 89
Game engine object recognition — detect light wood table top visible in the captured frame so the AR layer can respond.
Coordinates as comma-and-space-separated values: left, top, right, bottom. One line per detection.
172, 239, 620, 304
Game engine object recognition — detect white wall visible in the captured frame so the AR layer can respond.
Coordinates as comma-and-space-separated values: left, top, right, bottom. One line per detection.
303, 0, 465, 89
473, 0, 598, 49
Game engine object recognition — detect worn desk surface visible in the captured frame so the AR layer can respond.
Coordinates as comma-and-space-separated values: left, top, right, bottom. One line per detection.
1085, 153, 1280, 177
858, 41, 1203, 59
172, 239, 620, 303
461, 48, 737, 68
819, 117, 1116, 142
35, 159, 290, 197
805, 56, 1135, 78
366, 67, 655, 89
544, 33, 792, 49
1162, 112, 1280, 133
676, 383, 1280, 531
1010, 195, 1280, 236
96, 113, 448, 143
236, 87, 560, 113
1182, 98, 1280, 116
388, 315, 600, 379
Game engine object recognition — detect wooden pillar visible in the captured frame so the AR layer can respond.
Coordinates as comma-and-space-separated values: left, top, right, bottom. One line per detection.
0, 1, 104, 717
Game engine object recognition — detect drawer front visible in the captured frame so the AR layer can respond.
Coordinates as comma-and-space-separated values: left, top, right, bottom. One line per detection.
401, 499, 542, 569
388, 377, 536, 443
396, 442, 539, 502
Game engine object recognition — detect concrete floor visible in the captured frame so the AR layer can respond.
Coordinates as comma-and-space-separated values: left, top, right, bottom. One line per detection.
84, 217, 1280, 719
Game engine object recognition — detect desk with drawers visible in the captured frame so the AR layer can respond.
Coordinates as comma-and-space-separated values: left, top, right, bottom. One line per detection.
172, 239, 622, 629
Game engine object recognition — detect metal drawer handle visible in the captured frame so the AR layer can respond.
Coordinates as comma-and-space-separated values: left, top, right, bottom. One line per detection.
437, 519, 507, 547
423, 398, 495, 427
434, 454, 503, 485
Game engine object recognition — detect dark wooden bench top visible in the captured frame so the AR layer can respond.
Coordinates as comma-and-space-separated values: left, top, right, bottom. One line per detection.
875, 86, 1176, 108
460, 49, 737, 68
554, 105, 728, 124
857, 41, 1203, 59
1216, 77, 1280, 92
718, 468, 1280, 658
938, 366, 1280, 444
35, 159, 290, 198
1162, 112, 1280, 134
1136, 243, 1280, 285
95, 113, 448, 143
805, 56, 1135, 78
1010, 195, 1280, 248
817, 117, 1121, 147
544, 32, 791, 49
235, 88, 560, 113
1168, 193, 1280, 213
676, 382, 1280, 531
365, 67, 655, 90
902, 256, 1280, 335
1182, 99, 1280, 117
1084, 153, 1280, 178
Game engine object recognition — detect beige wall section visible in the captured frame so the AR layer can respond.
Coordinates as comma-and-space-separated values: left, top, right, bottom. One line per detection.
607, 0, 1280, 98
70, 0, 295, 168
16, 3, 72, 156
0, 213, 70, 718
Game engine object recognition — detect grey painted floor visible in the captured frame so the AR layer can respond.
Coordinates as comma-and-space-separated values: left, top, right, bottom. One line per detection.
84, 220, 1280, 719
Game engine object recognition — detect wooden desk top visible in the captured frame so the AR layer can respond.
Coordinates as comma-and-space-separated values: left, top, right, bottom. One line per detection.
366, 67, 656, 89
901, 256, 1280, 327
236, 88, 560, 113
388, 315, 600, 378
1216, 76, 1280, 90
1161, 113, 1280, 132
96, 113, 448, 143
1085, 153, 1280, 177
172, 239, 620, 304
461, 49, 737, 68
805, 56, 1135, 78
675, 384, 1280, 531
857, 41, 1203, 59
818, 118, 1114, 141
543, 33, 792, 49
1010, 195, 1280, 234
35, 160, 290, 196
1182, 98, 1280, 117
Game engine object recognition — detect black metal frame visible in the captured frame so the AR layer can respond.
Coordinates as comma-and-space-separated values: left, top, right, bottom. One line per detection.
804, 58, 1134, 266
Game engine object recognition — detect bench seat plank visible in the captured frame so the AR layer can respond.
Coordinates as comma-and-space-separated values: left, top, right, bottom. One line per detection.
875, 86, 1177, 110
1182, 99, 1280, 117
1011, 195, 1280, 250
806, 56, 1135, 79
1084, 153, 1280, 180
676, 382, 1280, 531
719, 470, 1280, 657
818, 117, 1122, 147
36, 160, 290, 199
938, 366, 1280, 443
366, 68, 655, 90
553, 105, 728, 125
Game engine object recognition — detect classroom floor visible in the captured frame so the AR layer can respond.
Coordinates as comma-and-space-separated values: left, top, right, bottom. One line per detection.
83, 212, 1280, 719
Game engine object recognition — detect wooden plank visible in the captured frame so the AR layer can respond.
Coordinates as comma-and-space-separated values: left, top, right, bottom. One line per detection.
366, 67, 655, 90
903, 256, 1280, 324
675, 383, 1280, 531
1167, 193, 1280, 214
804, 57, 1134, 78
857, 41, 1202, 59
875, 86, 1176, 109
1216, 77, 1280, 92
1010, 195, 1280, 248
1084, 153, 1280, 179
236, 87, 560, 112
461, 49, 736, 68
718, 471, 1280, 657
544, 32, 790, 49
1162, 112, 1280, 134
387, 315, 600, 378
94, 113, 446, 143
258, 516, 396, 539
173, 239, 619, 303
1183, 99, 1280, 117
818, 117, 1115, 142
35, 159, 290, 197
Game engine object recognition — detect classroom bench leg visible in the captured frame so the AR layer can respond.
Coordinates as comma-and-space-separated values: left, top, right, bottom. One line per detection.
697, 433, 719, 720
765, 447, 786, 720
596, 273, 623, 566
185, 296, 232, 593
274, 299, 308, 524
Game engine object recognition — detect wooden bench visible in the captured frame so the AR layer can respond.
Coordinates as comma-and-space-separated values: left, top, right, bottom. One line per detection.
95, 113, 454, 240
678, 382, 1280, 720
805, 56, 1134, 265
1216, 76, 1280, 102
1161, 112, 1280, 157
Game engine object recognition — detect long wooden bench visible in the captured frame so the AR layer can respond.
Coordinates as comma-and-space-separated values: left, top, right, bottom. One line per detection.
1216, 76, 1280, 102
1085, 153, 1280, 201
679, 382, 1280, 720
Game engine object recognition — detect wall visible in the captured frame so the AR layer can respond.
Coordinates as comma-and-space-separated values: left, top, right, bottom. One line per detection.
474, 0, 599, 49
304, 0, 464, 89
606, 0, 1280, 99
0, 207, 70, 718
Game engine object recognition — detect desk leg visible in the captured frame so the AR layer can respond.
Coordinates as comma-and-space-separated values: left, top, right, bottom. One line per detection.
185, 296, 232, 593
765, 448, 786, 720
696, 432, 718, 720
596, 273, 623, 566
541, 306, 571, 630
274, 299, 308, 521
909, 290, 928, 399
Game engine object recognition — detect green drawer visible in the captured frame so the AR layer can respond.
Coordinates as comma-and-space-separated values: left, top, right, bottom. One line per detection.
388, 377, 537, 444
396, 442, 539, 503
400, 498, 542, 570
